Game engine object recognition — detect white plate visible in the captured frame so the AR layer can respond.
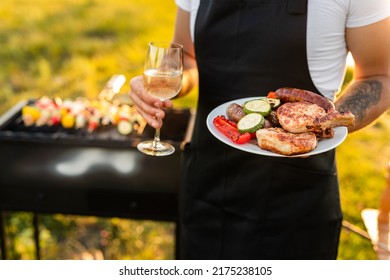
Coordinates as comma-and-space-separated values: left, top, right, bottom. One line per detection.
206, 97, 348, 157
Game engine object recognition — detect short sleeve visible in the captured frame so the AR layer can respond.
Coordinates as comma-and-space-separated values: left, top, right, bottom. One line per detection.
347, 0, 390, 28
175, 0, 191, 12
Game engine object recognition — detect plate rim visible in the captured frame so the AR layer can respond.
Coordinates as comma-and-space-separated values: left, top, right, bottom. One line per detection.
206, 96, 348, 157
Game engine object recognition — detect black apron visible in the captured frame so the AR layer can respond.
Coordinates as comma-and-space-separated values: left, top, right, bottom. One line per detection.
179, 0, 342, 259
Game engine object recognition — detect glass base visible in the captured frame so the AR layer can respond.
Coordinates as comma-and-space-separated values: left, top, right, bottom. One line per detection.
137, 140, 175, 156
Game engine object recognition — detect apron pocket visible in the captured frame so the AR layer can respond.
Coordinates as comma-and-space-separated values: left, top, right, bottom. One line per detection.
260, 161, 342, 259
266, 161, 341, 221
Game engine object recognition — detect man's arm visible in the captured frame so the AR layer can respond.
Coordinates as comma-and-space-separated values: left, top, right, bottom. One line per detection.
172, 8, 198, 97
128, 8, 197, 129
335, 17, 390, 132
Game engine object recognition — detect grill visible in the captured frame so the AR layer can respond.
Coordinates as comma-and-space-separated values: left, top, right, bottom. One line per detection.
0, 99, 194, 220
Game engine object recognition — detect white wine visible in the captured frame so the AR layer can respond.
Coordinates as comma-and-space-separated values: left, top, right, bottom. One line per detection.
143, 69, 182, 100
137, 42, 183, 157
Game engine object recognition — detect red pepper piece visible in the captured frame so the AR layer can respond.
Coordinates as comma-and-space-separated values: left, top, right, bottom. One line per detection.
227, 119, 237, 128
213, 115, 251, 144
213, 115, 240, 142
267, 91, 276, 99
235, 132, 252, 144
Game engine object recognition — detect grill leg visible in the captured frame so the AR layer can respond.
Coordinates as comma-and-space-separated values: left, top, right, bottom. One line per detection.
0, 211, 7, 260
175, 221, 180, 260
33, 212, 41, 260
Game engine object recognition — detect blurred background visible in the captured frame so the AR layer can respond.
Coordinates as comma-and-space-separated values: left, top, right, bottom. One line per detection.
0, 0, 389, 259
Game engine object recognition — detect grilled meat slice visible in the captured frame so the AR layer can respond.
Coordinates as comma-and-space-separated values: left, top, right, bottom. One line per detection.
265, 110, 280, 127
277, 101, 355, 136
315, 127, 335, 139
308, 108, 355, 133
277, 101, 326, 133
256, 127, 317, 156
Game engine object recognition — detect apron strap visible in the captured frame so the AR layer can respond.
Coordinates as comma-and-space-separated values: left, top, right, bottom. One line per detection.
288, 0, 307, 15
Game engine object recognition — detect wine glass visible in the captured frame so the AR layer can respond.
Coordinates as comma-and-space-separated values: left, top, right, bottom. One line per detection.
137, 42, 183, 156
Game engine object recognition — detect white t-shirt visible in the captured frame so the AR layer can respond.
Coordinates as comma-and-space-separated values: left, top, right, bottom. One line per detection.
175, 0, 390, 99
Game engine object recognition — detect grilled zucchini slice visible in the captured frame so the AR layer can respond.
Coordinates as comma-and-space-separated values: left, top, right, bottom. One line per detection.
237, 113, 265, 133
243, 99, 271, 116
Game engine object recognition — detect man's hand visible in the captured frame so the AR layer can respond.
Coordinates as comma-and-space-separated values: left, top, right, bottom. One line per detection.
128, 75, 173, 129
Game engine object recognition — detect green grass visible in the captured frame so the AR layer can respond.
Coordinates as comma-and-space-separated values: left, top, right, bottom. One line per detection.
1, 0, 389, 259
0, 0, 197, 113
336, 113, 390, 259
0, 0, 183, 260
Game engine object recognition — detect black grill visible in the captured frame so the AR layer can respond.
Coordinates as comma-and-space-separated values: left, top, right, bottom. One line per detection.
0, 100, 194, 221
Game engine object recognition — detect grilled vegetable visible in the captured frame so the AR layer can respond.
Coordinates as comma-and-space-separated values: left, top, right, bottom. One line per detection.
213, 115, 251, 144
117, 120, 133, 135
61, 113, 75, 128
21, 106, 41, 126
243, 99, 271, 116
264, 98, 281, 109
226, 103, 246, 122
267, 91, 277, 99
237, 113, 265, 133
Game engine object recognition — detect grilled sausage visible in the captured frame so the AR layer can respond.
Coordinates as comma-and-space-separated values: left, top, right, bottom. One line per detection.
265, 110, 280, 127
275, 87, 335, 111
226, 103, 246, 123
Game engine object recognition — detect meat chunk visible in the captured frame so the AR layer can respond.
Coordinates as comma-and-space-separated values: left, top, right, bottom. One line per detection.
265, 110, 280, 127
275, 87, 335, 111
277, 101, 326, 133
309, 108, 355, 134
277, 101, 355, 136
226, 103, 246, 122
256, 128, 317, 156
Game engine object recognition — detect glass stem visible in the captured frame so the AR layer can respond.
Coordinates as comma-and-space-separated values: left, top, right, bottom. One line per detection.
152, 128, 161, 149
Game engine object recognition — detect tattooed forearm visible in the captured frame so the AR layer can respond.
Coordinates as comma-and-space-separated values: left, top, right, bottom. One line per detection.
337, 80, 382, 122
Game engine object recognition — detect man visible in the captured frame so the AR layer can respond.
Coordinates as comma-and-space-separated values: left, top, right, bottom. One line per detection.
130, 0, 390, 259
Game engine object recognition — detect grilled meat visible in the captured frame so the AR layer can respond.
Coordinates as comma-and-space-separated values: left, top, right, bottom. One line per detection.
265, 110, 280, 127
275, 87, 335, 111
309, 108, 355, 134
277, 101, 355, 136
277, 101, 326, 133
256, 127, 317, 156
226, 103, 246, 123
315, 127, 335, 139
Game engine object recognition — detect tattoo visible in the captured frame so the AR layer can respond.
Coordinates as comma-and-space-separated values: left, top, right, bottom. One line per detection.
338, 80, 382, 122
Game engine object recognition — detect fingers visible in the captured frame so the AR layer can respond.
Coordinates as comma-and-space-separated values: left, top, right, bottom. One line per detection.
162, 99, 173, 109
130, 92, 163, 128
128, 76, 172, 129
